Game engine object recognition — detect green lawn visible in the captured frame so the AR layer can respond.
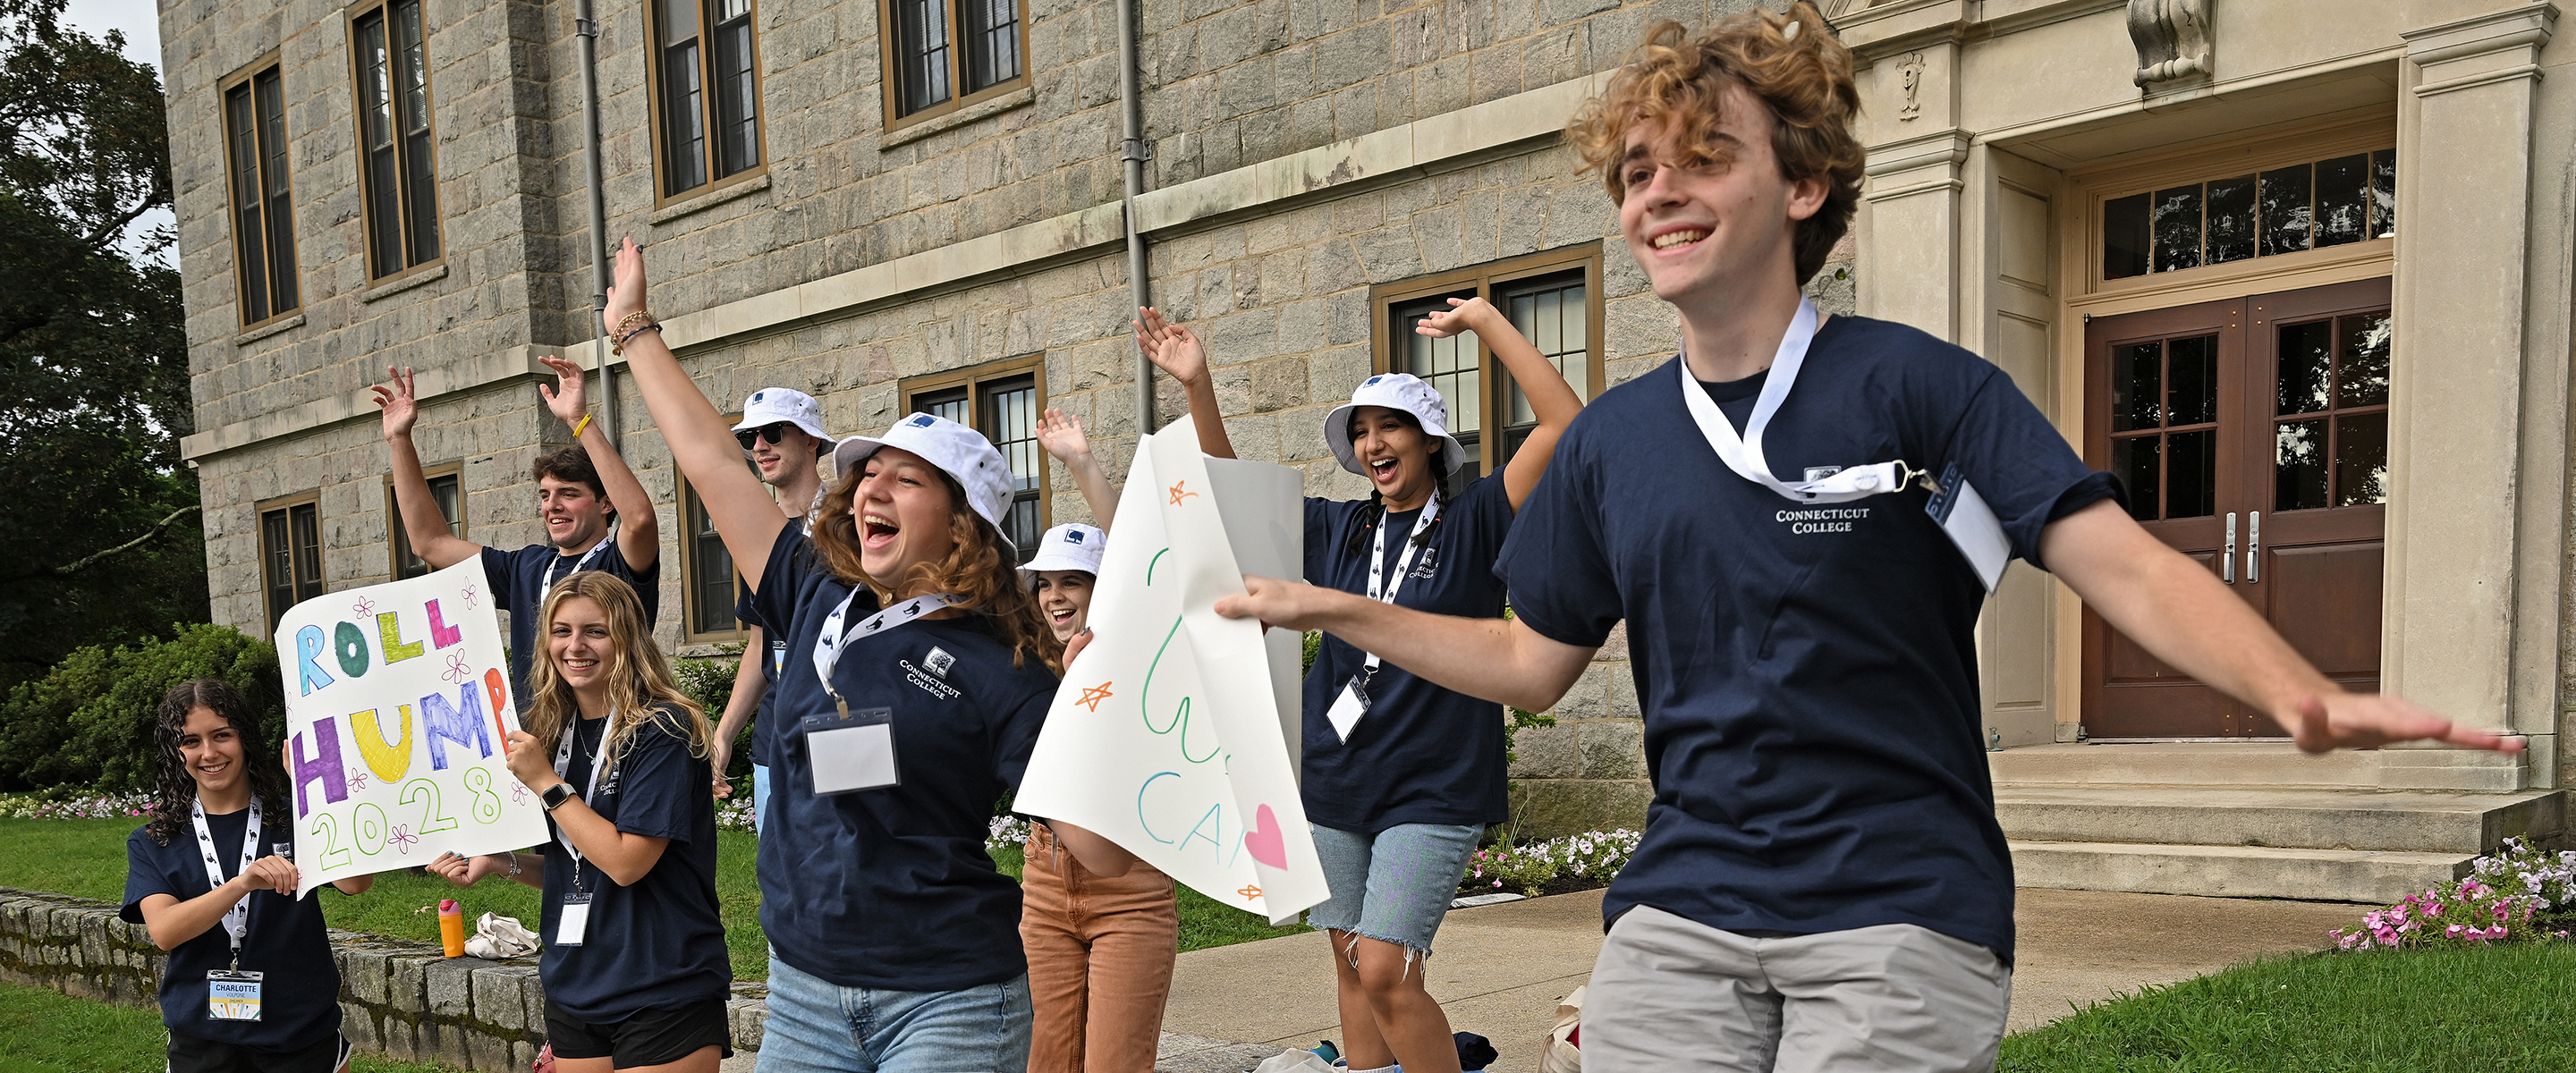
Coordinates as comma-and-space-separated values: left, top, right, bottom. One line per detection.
2001, 942, 2576, 1071
0, 978, 467, 1073
0, 817, 1301, 984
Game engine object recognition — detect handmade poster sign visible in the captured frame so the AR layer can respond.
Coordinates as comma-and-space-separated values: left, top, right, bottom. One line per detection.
1015, 419, 1326, 925
272, 559, 550, 897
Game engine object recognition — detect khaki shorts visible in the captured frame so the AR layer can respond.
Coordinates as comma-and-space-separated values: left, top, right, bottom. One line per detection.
1583, 906, 2012, 1073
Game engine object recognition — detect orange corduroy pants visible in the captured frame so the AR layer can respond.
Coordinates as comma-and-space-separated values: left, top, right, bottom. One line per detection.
1021, 823, 1182, 1073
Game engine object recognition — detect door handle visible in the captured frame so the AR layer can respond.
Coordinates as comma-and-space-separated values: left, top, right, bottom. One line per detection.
2246, 511, 2260, 584
2223, 512, 2236, 584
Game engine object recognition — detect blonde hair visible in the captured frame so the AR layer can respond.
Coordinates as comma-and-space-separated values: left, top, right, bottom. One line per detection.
523, 571, 714, 776
1565, 2, 1865, 284
809, 457, 1064, 673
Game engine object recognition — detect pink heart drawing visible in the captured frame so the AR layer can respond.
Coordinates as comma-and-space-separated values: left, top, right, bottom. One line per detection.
1244, 804, 1287, 869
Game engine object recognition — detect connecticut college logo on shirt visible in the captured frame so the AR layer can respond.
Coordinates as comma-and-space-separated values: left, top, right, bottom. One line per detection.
902, 647, 962, 700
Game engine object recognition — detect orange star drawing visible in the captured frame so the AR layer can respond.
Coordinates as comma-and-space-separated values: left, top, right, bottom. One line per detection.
1236, 884, 1264, 900
1169, 480, 1198, 505
1076, 681, 1114, 712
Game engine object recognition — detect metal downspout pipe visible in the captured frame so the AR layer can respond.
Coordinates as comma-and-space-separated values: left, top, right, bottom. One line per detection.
575, 0, 618, 440
1116, 0, 1156, 435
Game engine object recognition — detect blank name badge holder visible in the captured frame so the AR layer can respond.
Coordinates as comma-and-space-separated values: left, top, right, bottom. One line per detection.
805, 592, 956, 795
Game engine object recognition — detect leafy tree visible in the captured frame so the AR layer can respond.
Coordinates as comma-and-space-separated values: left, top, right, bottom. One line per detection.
0, 0, 205, 690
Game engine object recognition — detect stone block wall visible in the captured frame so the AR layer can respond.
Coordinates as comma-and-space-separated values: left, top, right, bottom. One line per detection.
0, 887, 771, 1071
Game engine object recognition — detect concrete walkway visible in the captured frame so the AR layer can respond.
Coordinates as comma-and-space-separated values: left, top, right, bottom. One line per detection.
1153, 887, 2368, 1072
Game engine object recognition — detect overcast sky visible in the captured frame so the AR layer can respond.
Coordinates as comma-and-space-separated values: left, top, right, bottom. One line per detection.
65, 0, 161, 68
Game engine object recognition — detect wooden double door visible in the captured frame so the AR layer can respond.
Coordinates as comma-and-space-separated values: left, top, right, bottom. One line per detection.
2080, 278, 2391, 738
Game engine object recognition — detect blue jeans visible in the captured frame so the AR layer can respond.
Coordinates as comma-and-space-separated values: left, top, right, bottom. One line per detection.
1306, 823, 1483, 954
752, 763, 771, 836
755, 951, 1031, 1073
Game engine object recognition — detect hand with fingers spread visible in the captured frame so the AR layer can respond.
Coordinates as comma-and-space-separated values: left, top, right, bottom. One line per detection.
1416, 296, 1503, 340
1134, 307, 1209, 387
537, 355, 590, 428
2289, 693, 2526, 756
1034, 409, 1093, 467
371, 367, 420, 441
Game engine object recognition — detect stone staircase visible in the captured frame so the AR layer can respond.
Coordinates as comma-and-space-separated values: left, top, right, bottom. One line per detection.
1990, 743, 2567, 904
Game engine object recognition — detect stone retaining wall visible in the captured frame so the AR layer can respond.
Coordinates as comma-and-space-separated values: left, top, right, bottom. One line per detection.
0, 887, 768, 1071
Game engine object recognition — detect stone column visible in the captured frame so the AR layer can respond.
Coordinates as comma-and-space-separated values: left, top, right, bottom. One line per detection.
2381, 3, 2563, 790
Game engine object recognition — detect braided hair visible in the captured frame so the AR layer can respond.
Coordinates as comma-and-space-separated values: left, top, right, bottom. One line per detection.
144, 680, 289, 848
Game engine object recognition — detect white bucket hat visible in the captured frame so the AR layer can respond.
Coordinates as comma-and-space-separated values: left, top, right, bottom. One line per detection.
1323, 373, 1470, 477
732, 388, 836, 460
829, 412, 1019, 546
1021, 523, 1106, 580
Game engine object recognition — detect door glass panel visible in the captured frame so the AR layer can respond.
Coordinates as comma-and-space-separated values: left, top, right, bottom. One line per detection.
2334, 412, 2388, 507
2166, 429, 2217, 519
2110, 342, 2161, 431
2259, 165, 2313, 257
2315, 154, 2369, 248
2275, 321, 2333, 415
2151, 184, 2202, 273
2165, 335, 2217, 426
2275, 418, 2329, 511
2205, 174, 2256, 264
2112, 436, 2160, 520
2104, 193, 2149, 280
2337, 313, 2391, 408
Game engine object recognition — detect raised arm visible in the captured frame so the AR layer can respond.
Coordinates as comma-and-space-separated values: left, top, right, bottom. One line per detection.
1035, 409, 1118, 529
373, 367, 485, 570
1135, 308, 1235, 460
538, 355, 661, 573
1214, 575, 1596, 713
2041, 500, 2520, 755
602, 238, 787, 590
1420, 297, 1582, 510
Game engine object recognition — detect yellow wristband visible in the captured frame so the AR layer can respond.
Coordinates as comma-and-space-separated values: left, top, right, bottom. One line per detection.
572, 414, 593, 440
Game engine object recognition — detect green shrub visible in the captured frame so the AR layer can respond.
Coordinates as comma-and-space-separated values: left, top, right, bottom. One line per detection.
0, 623, 284, 794
673, 644, 750, 784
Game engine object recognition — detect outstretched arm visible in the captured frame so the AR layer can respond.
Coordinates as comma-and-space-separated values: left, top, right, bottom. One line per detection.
538, 355, 661, 573
1422, 298, 1583, 510
1213, 576, 1596, 713
1036, 409, 1118, 529
1135, 308, 1235, 460
2041, 499, 2520, 755
602, 238, 787, 590
373, 368, 485, 570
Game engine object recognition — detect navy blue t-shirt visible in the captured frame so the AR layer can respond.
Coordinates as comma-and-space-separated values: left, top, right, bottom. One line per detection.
538, 703, 730, 1021
1301, 473, 1515, 832
1496, 316, 2119, 964
745, 525, 1057, 991
122, 807, 343, 1051
481, 541, 662, 704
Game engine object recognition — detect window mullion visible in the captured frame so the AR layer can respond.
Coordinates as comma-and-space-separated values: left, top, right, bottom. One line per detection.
945, 0, 969, 104
699, 0, 722, 185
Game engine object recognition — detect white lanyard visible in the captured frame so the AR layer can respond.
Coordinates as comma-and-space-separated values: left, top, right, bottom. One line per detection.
1355, 497, 1441, 674
551, 710, 614, 874
1676, 298, 1916, 503
190, 798, 260, 963
811, 591, 957, 717
543, 537, 614, 592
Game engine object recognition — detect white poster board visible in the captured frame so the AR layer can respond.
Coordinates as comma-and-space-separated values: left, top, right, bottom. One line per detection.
1014, 419, 1327, 924
273, 558, 551, 897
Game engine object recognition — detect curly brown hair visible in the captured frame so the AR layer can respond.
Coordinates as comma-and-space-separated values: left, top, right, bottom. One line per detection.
811, 462, 1063, 673
1565, 3, 1864, 285
145, 680, 287, 847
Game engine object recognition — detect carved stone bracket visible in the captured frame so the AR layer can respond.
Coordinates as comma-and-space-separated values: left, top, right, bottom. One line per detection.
2128, 0, 2213, 86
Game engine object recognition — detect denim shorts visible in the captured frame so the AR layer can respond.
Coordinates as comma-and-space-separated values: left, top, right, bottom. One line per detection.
1305, 822, 1483, 954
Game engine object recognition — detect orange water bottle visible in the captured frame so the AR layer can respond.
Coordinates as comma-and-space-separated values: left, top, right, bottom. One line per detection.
438, 899, 466, 957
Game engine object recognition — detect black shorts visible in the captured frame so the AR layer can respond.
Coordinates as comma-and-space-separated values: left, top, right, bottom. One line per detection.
166, 1031, 352, 1073
545, 996, 734, 1069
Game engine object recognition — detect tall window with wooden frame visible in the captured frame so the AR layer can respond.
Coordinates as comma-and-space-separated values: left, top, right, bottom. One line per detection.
223, 63, 300, 327
880, 0, 1026, 129
260, 495, 325, 632
1371, 247, 1605, 496
650, 0, 764, 202
350, 0, 441, 280
902, 355, 1045, 561
679, 476, 747, 642
386, 467, 462, 579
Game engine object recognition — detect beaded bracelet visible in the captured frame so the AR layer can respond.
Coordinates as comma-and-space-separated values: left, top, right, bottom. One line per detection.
613, 322, 663, 355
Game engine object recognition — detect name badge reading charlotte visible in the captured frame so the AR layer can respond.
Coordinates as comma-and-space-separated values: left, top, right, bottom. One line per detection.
803, 705, 899, 794
207, 969, 263, 1021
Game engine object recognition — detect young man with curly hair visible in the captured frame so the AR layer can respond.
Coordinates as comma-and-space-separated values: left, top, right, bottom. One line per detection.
1216, 4, 2518, 1069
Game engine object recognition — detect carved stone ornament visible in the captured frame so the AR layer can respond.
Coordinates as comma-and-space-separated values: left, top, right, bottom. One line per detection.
1897, 53, 1925, 121
2128, 0, 2213, 86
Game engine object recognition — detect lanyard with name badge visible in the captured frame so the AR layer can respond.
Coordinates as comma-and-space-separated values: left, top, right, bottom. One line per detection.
547, 712, 614, 946
192, 798, 265, 1022
543, 536, 614, 593
1676, 297, 2011, 592
1324, 495, 1442, 741
804, 591, 956, 794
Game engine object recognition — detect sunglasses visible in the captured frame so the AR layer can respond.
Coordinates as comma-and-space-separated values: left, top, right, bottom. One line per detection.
735, 423, 795, 450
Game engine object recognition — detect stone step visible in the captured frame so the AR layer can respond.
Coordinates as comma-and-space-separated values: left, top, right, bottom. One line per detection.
1990, 742, 2379, 788
2007, 841, 2470, 905
1994, 785, 2564, 854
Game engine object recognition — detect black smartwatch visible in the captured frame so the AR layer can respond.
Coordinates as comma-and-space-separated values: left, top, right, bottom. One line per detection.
541, 783, 579, 811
